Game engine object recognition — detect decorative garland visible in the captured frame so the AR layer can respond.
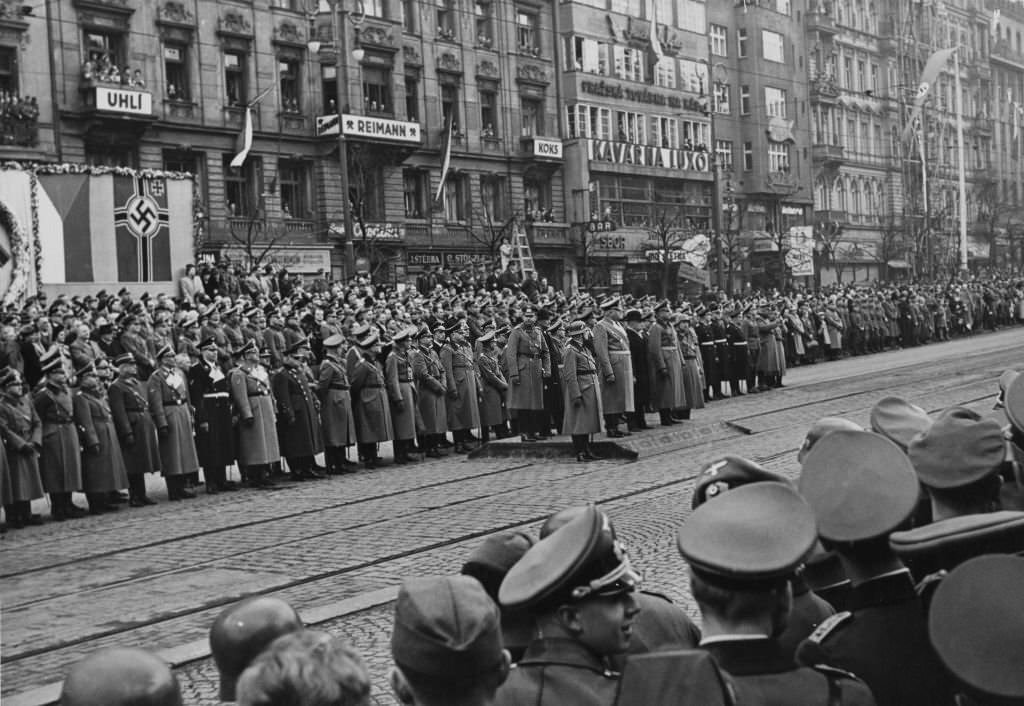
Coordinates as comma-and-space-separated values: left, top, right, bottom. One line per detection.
0, 192, 30, 306
29, 171, 41, 294
0, 161, 194, 181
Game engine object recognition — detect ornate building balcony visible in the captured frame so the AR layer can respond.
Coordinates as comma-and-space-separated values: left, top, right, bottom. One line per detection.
809, 76, 841, 105
812, 143, 845, 167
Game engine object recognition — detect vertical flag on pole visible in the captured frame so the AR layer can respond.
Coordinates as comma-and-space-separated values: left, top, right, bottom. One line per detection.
992, 9, 1001, 38
901, 46, 958, 145
230, 84, 276, 169
648, 0, 664, 63
435, 112, 455, 203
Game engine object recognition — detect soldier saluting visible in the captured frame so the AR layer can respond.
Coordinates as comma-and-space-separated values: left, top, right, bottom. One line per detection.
187, 338, 237, 493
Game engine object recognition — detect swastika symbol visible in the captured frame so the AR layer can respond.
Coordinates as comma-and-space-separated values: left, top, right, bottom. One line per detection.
125, 194, 160, 239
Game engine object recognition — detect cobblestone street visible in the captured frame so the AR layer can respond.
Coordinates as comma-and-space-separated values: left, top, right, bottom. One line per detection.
4, 329, 1023, 705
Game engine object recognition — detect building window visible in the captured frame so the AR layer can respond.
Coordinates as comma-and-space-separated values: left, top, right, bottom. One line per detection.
441, 83, 459, 130
354, 162, 385, 221
679, 59, 706, 93
475, 1, 494, 45
405, 75, 419, 121
737, 29, 748, 58
362, 66, 392, 114
743, 141, 753, 171
715, 139, 733, 171
437, 0, 457, 40
480, 174, 508, 221
761, 30, 785, 63
655, 57, 676, 89
164, 149, 204, 198
710, 24, 727, 56
613, 46, 644, 82
856, 59, 865, 92
223, 154, 261, 217
321, 65, 337, 112
480, 88, 497, 137
739, 85, 750, 115
843, 57, 853, 89
767, 141, 789, 172
524, 176, 552, 220
163, 45, 188, 101
224, 51, 247, 107
714, 81, 730, 114
0, 47, 15, 95
650, 116, 678, 148
84, 30, 125, 77
444, 174, 469, 221
516, 9, 539, 54
765, 87, 787, 117
401, 0, 418, 33
614, 110, 645, 144
521, 96, 543, 137
279, 59, 301, 113
278, 160, 309, 219
364, 0, 385, 18
403, 169, 429, 218
86, 144, 137, 168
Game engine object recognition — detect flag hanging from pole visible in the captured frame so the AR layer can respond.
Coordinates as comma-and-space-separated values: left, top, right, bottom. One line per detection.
230, 84, 276, 169
648, 0, 664, 64
991, 9, 1001, 38
434, 112, 455, 202
901, 46, 958, 145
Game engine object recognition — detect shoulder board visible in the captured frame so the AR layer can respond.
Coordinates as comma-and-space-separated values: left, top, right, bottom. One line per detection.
811, 663, 861, 682
807, 611, 853, 643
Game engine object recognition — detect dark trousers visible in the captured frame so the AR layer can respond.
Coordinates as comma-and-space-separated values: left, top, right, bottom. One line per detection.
571, 434, 589, 453
358, 442, 378, 461
128, 473, 149, 499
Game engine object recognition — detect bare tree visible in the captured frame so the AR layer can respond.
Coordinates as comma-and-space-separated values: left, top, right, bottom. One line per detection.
644, 206, 695, 299
874, 211, 908, 282
814, 217, 852, 285
228, 214, 286, 270
468, 182, 517, 263
718, 202, 744, 294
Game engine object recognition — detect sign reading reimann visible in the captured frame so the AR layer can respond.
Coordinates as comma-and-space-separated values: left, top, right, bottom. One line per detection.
316, 114, 422, 143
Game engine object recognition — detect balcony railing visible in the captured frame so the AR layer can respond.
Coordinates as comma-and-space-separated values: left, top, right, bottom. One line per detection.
812, 143, 845, 165
809, 76, 841, 103
806, 11, 837, 35
991, 40, 1024, 69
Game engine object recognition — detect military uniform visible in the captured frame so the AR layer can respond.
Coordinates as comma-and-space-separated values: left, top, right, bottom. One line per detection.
410, 334, 447, 456
385, 332, 419, 463
187, 352, 236, 492
694, 315, 719, 400
561, 333, 602, 459
228, 353, 280, 485
476, 341, 508, 437
646, 311, 686, 425
592, 310, 634, 436
441, 339, 481, 451
504, 321, 550, 440
625, 316, 650, 430
0, 379, 46, 525
272, 359, 325, 479
32, 379, 83, 514
350, 342, 393, 467
108, 366, 161, 503
315, 347, 357, 472
148, 361, 200, 498
73, 384, 130, 512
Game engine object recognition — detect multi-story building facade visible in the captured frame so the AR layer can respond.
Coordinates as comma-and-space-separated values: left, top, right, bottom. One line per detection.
0, 0, 51, 161
988, 0, 1024, 264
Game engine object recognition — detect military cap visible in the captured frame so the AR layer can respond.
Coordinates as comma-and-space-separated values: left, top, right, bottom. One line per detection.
113, 353, 136, 367
599, 295, 622, 310
392, 327, 413, 343
694, 304, 708, 317
322, 333, 345, 348
283, 337, 310, 356
198, 337, 218, 351
870, 396, 932, 451
500, 505, 639, 610
97, 289, 110, 300
357, 331, 380, 348
537, 307, 554, 322
155, 344, 175, 360
642, 308, 655, 322
180, 311, 199, 328
677, 483, 817, 584
39, 349, 64, 375
495, 325, 510, 338
117, 287, 129, 297
798, 416, 865, 464
566, 320, 589, 338
654, 299, 670, 313
74, 362, 96, 379
908, 407, 1006, 489
799, 430, 919, 543
691, 456, 791, 509
477, 330, 496, 344
574, 306, 594, 322
624, 308, 643, 322
929, 555, 1024, 703
233, 339, 258, 357
462, 531, 535, 589
209, 596, 303, 701
415, 326, 434, 340
0, 367, 21, 387
350, 322, 371, 338
1004, 374, 1024, 432
391, 575, 505, 679
521, 303, 538, 315
60, 647, 182, 706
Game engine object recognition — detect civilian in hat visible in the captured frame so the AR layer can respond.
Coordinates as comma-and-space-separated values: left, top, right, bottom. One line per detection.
229, 340, 279, 487
210, 597, 304, 703
646, 301, 687, 426
391, 575, 510, 706
561, 321, 603, 462
273, 338, 325, 481
0, 368, 46, 526
410, 327, 447, 458
476, 330, 509, 443
72, 363, 130, 514
624, 308, 651, 431
495, 505, 640, 706
317, 333, 358, 474
504, 305, 550, 442
350, 332, 393, 469
677, 483, 876, 705
386, 327, 420, 465
593, 296, 634, 438
441, 319, 481, 454
32, 350, 85, 519
108, 352, 161, 505
187, 338, 237, 493
928, 555, 1024, 706
148, 344, 200, 499
60, 647, 184, 706
236, 630, 371, 706
797, 431, 956, 706
119, 315, 155, 382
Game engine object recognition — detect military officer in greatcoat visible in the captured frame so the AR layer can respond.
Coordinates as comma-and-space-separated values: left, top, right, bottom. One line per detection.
504, 305, 550, 442
108, 353, 162, 505
0, 367, 46, 526
724, 306, 749, 396
561, 321, 602, 462
592, 296, 634, 438
646, 301, 687, 426
624, 309, 651, 431
148, 344, 200, 499
33, 350, 85, 519
476, 330, 508, 443
272, 338, 325, 481
385, 326, 419, 464
228, 340, 280, 488
441, 319, 482, 454
72, 362, 130, 514
262, 308, 287, 370
316, 333, 358, 474
187, 338, 237, 493
410, 326, 447, 458
350, 331, 392, 469
694, 306, 720, 401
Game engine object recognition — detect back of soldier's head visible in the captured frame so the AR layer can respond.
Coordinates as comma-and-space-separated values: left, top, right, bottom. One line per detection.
235, 630, 371, 706
209, 596, 304, 701
60, 647, 182, 706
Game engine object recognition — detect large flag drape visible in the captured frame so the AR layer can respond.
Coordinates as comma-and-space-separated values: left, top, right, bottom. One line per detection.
901, 46, 958, 145
230, 84, 276, 169
434, 112, 455, 203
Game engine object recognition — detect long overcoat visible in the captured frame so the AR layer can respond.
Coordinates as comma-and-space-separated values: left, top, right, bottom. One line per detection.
385, 349, 418, 441
504, 325, 549, 411
229, 364, 280, 465
411, 346, 447, 435
676, 325, 705, 410
561, 343, 602, 435
441, 343, 481, 431
756, 318, 784, 374
186, 361, 236, 467
32, 384, 82, 492
272, 364, 324, 458
592, 318, 635, 415
316, 356, 357, 447
0, 394, 45, 501
108, 375, 161, 475
350, 355, 393, 443
646, 321, 686, 410
626, 327, 650, 412
477, 350, 508, 428
148, 366, 200, 476
72, 389, 129, 493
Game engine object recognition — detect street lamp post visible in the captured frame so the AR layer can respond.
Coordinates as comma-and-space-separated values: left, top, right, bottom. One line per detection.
329, 0, 356, 278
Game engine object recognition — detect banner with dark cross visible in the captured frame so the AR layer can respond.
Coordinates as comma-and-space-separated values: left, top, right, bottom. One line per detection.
113, 175, 171, 282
